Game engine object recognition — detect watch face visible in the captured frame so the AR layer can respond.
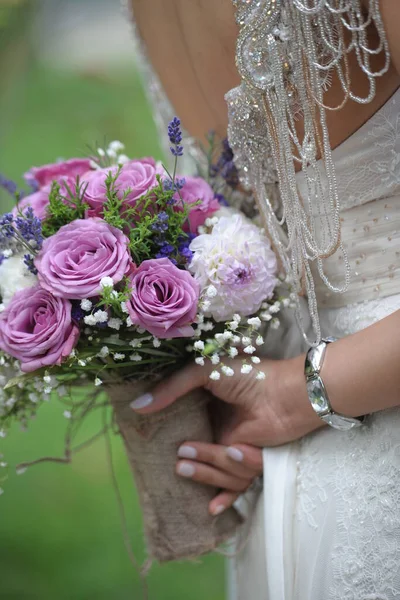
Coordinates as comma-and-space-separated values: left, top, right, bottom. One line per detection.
323, 414, 363, 431
306, 376, 330, 415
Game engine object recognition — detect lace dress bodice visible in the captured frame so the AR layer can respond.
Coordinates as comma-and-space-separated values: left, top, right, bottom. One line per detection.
297, 89, 400, 308
297, 89, 400, 212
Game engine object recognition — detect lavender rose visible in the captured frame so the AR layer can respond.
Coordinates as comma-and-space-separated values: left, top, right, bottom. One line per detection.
174, 176, 220, 233
25, 158, 92, 189
13, 189, 51, 221
0, 285, 79, 372
35, 218, 133, 299
127, 258, 200, 338
82, 158, 161, 217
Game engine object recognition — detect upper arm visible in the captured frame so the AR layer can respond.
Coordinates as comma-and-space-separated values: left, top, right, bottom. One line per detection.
381, 1, 400, 75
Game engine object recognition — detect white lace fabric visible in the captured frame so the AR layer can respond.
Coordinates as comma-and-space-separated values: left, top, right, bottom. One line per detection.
296, 292, 400, 600
229, 45, 400, 600
297, 90, 400, 308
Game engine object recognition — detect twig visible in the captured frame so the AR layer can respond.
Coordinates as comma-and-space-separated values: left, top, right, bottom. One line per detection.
16, 455, 71, 470
16, 425, 111, 472
16, 389, 102, 473
71, 426, 109, 455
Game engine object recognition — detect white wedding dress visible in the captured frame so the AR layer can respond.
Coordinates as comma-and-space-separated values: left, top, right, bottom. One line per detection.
230, 88, 400, 600
128, 5, 400, 598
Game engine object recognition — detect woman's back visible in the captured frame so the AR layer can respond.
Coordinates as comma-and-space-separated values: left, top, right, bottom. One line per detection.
131, 0, 399, 147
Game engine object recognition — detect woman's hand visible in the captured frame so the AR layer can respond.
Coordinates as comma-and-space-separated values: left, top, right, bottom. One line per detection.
130, 354, 323, 514
176, 441, 263, 516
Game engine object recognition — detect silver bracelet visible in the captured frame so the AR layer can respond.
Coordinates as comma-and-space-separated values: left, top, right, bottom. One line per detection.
305, 338, 365, 431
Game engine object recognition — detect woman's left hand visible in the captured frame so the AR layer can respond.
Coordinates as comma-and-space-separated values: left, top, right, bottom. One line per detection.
130, 354, 323, 515
175, 440, 264, 516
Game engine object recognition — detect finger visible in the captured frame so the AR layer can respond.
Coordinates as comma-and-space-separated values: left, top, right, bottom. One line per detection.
129, 361, 211, 414
177, 442, 263, 479
176, 460, 251, 493
227, 444, 264, 472
209, 491, 241, 516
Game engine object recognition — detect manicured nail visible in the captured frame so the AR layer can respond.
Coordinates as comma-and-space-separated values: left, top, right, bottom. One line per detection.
178, 445, 198, 459
177, 462, 196, 478
212, 505, 225, 516
226, 447, 244, 462
130, 393, 153, 410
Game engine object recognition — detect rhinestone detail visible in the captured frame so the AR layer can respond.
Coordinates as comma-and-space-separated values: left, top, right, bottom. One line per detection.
227, 0, 391, 344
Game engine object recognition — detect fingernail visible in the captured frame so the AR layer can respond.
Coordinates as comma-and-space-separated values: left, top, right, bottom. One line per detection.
226, 447, 244, 462
212, 505, 225, 516
178, 445, 198, 459
177, 462, 195, 478
130, 393, 153, 410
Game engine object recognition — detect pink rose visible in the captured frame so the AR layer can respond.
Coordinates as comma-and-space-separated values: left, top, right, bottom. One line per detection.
174, 177, 220, 233
0, 285, 79, 372
25, 158, 92, 189
126, 258, 200, 338
35, 218, 133, 299
13, 189, 51, 220
82, 158, 161, 217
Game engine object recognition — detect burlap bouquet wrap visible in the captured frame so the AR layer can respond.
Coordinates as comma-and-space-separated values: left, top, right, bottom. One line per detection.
108, 381, 242, 562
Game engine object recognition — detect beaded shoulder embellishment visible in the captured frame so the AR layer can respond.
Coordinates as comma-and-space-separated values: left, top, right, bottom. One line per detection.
227, 0, 391, 343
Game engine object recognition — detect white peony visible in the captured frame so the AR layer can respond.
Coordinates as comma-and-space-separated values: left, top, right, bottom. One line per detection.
0, 254, 37, 307
189, 214, 277, 321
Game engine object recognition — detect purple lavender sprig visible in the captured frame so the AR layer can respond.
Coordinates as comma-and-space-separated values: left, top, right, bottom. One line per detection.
155, 242, 176, 260
153, 212, 177, 263
0, 213, 14, 239
177, 233, 196, 264
163, 177, 186, 206
0, 208, 43, 262
168, 117, 184, 157
0, 174, 27, 200
151, 211, 169, 233
23, 172, 40, 193
23, 254, 38, 275
14, 207, 43, 249
210, 138, 239, 189
163, 177, 186, 193
151, 212, 193, 266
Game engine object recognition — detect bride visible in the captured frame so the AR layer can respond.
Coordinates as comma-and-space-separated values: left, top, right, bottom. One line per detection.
128, 1, 400, 598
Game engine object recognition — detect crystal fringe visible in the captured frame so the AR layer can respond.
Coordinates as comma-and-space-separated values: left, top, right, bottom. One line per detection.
227, 0, 390, 343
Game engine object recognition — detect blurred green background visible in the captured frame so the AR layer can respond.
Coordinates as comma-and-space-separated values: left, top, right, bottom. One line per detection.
0, 1, 225, 598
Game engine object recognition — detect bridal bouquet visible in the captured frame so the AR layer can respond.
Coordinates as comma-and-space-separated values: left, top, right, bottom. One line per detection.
0, 119, 282, 563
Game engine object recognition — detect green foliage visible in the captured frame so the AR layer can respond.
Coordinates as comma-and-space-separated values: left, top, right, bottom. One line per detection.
41, 178, 89, 237
101, 166, 131, 229
101, 169, 191, 266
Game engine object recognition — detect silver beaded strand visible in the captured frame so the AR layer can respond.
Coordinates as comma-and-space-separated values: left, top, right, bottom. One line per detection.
227, 0, 391, 344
